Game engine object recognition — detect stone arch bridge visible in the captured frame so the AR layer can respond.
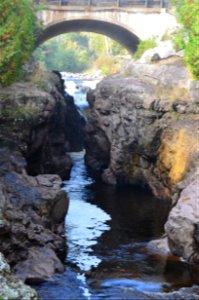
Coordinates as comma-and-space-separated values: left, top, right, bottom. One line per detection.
36, 0, 177, 52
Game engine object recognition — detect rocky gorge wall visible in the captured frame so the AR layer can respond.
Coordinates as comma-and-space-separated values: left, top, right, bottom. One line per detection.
85, 61, 199, 265
0, 70, 84, 180
0, 69, 84, 298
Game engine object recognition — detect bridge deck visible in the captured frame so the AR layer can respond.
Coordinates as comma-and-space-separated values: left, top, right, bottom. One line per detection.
35, 0, 168, 8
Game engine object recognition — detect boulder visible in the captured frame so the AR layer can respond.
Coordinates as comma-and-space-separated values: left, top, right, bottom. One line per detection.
139, 41, 177, 64
165, 177, 199, 263
14, 247, 64, 284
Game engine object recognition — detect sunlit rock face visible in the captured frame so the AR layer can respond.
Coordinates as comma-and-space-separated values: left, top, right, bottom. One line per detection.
85, 63, 199, 196
84, 62, 199, 263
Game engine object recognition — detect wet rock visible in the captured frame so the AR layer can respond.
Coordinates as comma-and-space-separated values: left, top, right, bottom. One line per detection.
87, 88, 96, 108
85, 114, 110, 175
165, 178, 199, 263
102, 168, 117, 185
194, 222, 199, 248
147, 236, 171, 256
146, 286, 199, 299
14, 247, 64, 284
50, 190, 69, 224
64, 94, 86, 152
0, 148, 67, 284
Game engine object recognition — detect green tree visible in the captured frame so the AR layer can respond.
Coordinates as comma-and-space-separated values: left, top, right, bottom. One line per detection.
34, 33, 91, 72
172, 0, 199, 79
0, 0, 36, 86
34, 32, 129, 74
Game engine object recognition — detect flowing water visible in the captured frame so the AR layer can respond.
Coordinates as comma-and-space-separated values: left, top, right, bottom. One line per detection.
33, 78, 197, 299
34, 151, 197, 300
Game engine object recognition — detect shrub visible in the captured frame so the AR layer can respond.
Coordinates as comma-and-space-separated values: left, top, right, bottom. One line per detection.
133, 38, 157, 59
172, 0, 199, 79
94, 55, 121, 75
172, 30, 185, 51
0, 0, 36, 86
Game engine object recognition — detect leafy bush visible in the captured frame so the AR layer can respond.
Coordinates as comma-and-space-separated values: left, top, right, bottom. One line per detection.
0, 0, 36, 86
172, 0, 199, 79
172, 30, 185, 51
133, 38, 157, 59
94, 55, 120, 75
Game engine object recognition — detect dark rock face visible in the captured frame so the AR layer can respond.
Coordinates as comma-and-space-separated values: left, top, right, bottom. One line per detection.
25, 96, 73, 179
0, 147, 68, 283
64, 94, 86, 152
85, 113, 110, 175
0, 71, 85, 180
84, 63, 199, 264
14, 247, 65, 284
0, 70, 84, 285
194, 222, 199, 249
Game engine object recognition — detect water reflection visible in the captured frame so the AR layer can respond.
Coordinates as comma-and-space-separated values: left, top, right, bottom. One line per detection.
34, 152, 198, 299
64, 152, 111, 271
65, 199, 111, 271
101, 278, 165, 292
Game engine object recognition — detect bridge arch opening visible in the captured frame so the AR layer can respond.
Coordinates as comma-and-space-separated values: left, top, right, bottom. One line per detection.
36, 19, 139, 53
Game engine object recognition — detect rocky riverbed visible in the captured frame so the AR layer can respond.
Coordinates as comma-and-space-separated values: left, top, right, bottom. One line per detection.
85, 60, 199, 265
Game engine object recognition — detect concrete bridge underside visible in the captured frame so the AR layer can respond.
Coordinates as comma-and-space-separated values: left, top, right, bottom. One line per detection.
37, 5, 177, 53
37, 19, 140, 52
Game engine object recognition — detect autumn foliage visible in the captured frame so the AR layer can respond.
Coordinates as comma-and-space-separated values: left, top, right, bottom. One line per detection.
172, 0, 199, 79
0, 0, 36, 86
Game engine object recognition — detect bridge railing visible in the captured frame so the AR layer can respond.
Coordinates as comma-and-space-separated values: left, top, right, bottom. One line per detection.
35, 0, 168, 8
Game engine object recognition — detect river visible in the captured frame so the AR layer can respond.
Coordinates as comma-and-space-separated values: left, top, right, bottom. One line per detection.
33, 78, 197, 299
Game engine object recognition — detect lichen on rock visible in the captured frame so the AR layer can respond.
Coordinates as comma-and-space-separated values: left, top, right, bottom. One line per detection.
0, 252, 37, 300
158, 127, 199, 185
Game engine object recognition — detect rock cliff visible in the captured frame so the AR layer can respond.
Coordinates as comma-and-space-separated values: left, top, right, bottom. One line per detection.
0, 70, 85, 180
0, 69, 84, 297
0, 147, 68, 279
85, 61, 199, 264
